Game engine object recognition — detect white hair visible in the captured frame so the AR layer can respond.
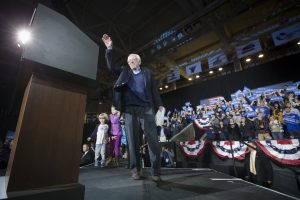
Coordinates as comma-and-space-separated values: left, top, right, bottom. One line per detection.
127, 54, 141, 65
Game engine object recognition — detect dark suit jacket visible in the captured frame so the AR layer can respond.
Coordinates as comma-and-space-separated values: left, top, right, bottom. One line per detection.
105, 49, 163, 112
80, 150, 94, 166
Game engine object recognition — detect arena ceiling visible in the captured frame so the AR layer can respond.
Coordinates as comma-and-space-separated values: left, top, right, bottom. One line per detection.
0, 0, 299, 108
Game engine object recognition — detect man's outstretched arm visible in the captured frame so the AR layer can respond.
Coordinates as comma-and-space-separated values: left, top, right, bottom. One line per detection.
102, 34, 122, 75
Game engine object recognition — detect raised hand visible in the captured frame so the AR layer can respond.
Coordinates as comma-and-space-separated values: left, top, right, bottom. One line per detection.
102, 34, 113, 49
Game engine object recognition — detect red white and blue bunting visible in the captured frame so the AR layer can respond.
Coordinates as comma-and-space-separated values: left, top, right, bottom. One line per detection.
178, 140, 207, 158
194, 118, 210, 130
211, 141, 249, 160
256, 139, 300, 166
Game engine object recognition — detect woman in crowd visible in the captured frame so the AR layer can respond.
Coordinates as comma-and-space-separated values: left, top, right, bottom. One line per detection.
269, 115, 284, 140
270, 102, 283, 122
227, 118, 241, 140
240, 116, 256, 141
254, 111, 271, 141
216, 121, 228, 141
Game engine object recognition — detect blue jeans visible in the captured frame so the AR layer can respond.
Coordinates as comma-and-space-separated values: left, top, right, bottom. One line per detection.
95, 144, 106, 166
271, 132, 284, 140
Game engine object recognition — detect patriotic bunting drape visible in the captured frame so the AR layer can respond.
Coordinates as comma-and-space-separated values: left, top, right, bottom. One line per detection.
178, 140, 207, 158
256, 139, 300, 166
211, 141, 249, 160
177, 139, 300, 166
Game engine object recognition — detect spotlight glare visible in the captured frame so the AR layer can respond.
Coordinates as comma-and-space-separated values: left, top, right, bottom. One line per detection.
165, 85, 169, 89
188, 77, 192, 81
245, 58, 251, 62
17, 29, 31, 44
159, 87, 163, 90
218, 67, 223, 71
196, 75, 200, 79
209, 70, 213, 74
297, 41, 300, 45
258, 54, 264, 58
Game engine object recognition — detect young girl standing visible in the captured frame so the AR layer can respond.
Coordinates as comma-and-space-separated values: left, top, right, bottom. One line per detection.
109, 106, 122, 167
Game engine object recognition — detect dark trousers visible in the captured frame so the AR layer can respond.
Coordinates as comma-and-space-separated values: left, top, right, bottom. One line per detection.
124, 106, 161, 176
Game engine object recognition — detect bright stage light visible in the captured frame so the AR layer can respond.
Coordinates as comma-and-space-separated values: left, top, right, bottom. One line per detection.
218, 67, 223, 71
209, 70, 213, 74
245, 58, 251, 62
196, 75, 200, 79
17, 29, 31, 44
159, 87, 163, 90
258, 54, 264, 58
188, 77, 192, 81
297, 41, 300, 45
165, 85, 169, 89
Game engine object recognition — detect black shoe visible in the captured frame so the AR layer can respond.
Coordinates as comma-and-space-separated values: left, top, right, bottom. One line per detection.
131, 172, 141, 180
151, 175, 161, 182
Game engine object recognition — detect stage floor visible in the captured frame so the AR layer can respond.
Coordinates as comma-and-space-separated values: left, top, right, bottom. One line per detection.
79, 166, 299, 200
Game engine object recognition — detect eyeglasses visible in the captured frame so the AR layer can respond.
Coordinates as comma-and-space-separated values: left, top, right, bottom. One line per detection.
99, 117, 105, 119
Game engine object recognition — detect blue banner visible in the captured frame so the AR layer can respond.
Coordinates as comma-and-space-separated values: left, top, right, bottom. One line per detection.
185, 62, 201, 76
208, 52, 228, 69
236, 39, 262, 58
272, 22, 300, 46
167, 67, 180, 83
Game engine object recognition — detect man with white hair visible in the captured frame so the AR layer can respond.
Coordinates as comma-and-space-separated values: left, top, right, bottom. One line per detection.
102, 34, 164, 181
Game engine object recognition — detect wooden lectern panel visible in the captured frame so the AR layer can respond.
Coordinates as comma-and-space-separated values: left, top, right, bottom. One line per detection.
6, 75, 86, 192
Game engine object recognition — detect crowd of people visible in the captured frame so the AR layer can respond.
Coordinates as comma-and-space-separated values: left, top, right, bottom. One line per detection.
157, 84, 300, 142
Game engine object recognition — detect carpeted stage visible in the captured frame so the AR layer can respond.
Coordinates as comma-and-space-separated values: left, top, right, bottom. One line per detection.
79, 166, 298, 200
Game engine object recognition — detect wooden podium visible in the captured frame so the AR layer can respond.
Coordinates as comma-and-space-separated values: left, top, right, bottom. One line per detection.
3, 74, 86, 199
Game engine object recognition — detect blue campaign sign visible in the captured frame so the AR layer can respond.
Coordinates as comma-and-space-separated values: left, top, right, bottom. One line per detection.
270, 96, 284, 103
286, 86, 298, 92
264, 89, 275, 96
248, 96, 258, 102
253, 106, 270, 117
185, 102, 192, 107
245, 111, 257, 118
243, 86, 252, 97
294, 90, 300, 96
